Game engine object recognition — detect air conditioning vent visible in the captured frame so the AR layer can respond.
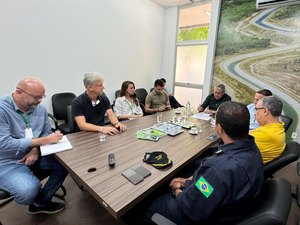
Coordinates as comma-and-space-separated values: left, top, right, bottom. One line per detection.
256, 0, 300, 9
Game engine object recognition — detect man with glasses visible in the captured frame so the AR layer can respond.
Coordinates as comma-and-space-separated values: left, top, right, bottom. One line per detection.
247, 89, 272, 130
145, 79, 171, 114
0, 77, 68, 214
250, 96, 285, 164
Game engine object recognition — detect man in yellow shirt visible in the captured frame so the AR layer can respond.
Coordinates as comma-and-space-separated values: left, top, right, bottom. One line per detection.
250, 96, 285, 164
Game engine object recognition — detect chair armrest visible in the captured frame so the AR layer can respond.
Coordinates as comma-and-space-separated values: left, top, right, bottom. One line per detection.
48, 113, 59, 131
151, 213, 177, 225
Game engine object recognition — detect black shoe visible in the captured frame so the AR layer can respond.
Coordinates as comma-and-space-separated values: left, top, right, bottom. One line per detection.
27, 201, 65, 215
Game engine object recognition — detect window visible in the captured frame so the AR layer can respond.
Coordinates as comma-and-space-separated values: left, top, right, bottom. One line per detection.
173, 1, 221, 109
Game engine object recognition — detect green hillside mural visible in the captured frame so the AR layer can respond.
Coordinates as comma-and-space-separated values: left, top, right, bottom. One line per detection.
213, 0, 300, 142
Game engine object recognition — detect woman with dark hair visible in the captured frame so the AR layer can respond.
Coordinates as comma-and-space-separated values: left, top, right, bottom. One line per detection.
114, 81, 143, 120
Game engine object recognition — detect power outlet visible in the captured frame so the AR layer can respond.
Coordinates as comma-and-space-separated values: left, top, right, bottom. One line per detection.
291, 132, 297, 139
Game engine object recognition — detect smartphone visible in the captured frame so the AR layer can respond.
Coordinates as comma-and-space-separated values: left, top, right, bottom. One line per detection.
207, 134, 218, 141
122, 168, 144, 185
131, 165, 151, 178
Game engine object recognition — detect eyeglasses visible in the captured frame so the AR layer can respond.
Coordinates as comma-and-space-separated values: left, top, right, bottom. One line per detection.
255, 107, 265, 111
17, 87, 46, 100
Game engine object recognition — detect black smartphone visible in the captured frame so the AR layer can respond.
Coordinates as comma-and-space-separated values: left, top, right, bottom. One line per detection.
122, 168, 144, 185
131, 165, 151, 178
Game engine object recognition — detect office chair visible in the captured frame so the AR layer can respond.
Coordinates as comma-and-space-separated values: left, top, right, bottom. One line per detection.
0, 189, 12, 206
50, 92, 76, 134
115, 90, 121, 99
280, 115, 293, 132
66, 105, 76, 133
135, 88, 148, 106
264, 141, 300, 179
151, 177, 291, 225
135, 88, 148, 114
1, 169, 67, 206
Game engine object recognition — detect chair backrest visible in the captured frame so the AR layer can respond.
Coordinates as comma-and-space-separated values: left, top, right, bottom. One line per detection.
151, 178, 291, 225
135, 88, 148, 106
67, 105, 76, 133
115, 90, 121, 99
280, 115, 293, 132
234, 177, 291, 225
52, 92, 76, 121
264, 141, 300, 179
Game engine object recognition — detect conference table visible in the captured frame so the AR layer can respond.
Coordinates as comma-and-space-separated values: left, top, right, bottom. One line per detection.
55, 109, 219, 219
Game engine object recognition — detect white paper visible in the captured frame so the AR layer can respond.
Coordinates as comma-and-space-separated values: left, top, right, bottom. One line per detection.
191, 112, 212, 121
40, 136, 72, 156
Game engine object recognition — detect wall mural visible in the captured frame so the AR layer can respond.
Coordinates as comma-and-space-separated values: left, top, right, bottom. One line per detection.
213, 0, 300, 142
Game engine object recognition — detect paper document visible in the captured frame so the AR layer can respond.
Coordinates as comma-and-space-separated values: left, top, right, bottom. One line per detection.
191, 112, 211, 121
40, 136, 72, 156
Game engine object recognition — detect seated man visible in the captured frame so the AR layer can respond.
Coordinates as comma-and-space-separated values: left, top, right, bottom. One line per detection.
72, 72, 126, 134
197, 84, 231, 114
0, 77, 68, 214
134, 101, 264, 224
250, 96, 285, 164
145, 79, 172, 114
247, 89, 272, 130
161, 78, 183, 109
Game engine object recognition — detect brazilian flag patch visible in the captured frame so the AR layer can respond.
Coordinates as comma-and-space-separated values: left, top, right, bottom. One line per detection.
195, 176, 214, 198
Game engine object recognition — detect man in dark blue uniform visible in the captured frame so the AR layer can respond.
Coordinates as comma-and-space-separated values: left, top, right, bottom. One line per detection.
139, 101, 264, 225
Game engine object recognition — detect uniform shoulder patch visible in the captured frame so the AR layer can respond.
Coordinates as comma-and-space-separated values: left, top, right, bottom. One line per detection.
195, 176, 214, 198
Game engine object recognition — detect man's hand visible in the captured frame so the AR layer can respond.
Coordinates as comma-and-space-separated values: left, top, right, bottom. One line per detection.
197, 105, 204, 112
115, 123, 126, 132
46, 131, 63, 144
169, 177, 186, 190
102, 126, 119, 135
19, 147, 39, 166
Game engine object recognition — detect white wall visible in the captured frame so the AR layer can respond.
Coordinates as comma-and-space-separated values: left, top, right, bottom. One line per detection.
0, 0, 164, 112
161, 7, 178, 93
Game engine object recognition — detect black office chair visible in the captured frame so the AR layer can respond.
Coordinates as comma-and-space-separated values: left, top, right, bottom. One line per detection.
136, 88, 148, 114
264, 141, 300, 179
50, 92, 76, 134
151, 177, 291, 225
1, 169, 67, 206
136, 88, 148, 106
280, 115, 293, 132
0, 189, 12, 206
66, 105, 76, 133
115, 89, 121, 99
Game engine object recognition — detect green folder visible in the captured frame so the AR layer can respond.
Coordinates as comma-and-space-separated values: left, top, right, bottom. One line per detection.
136, 127, 167, 141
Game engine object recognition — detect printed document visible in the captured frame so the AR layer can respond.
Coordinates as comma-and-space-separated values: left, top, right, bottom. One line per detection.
191, 112, 211, 121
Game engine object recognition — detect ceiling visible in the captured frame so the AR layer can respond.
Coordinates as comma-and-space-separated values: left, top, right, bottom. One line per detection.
150, 0, 195, 8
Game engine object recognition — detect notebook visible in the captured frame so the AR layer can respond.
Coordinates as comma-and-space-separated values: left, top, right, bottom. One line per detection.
40, 135, 72, 156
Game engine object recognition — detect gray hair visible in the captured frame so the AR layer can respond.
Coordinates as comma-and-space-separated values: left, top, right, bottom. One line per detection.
83, 72, 104, 88
261, 96, 282, 117
215, 84, 225, 93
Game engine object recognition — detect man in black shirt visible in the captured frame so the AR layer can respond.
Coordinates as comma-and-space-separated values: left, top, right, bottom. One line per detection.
197, 84, 231, 115
72, 72, 126, 135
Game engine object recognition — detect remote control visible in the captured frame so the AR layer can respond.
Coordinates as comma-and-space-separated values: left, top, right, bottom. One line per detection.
108, 153, 115, 167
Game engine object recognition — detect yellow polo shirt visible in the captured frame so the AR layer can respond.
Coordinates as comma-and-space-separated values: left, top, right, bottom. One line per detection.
251, 122, 285, 164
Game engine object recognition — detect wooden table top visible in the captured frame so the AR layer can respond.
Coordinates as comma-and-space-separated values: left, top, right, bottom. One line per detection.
55, 109, 218, 219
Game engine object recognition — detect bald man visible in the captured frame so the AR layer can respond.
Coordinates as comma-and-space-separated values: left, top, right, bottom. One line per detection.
0, 77, 68, 215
